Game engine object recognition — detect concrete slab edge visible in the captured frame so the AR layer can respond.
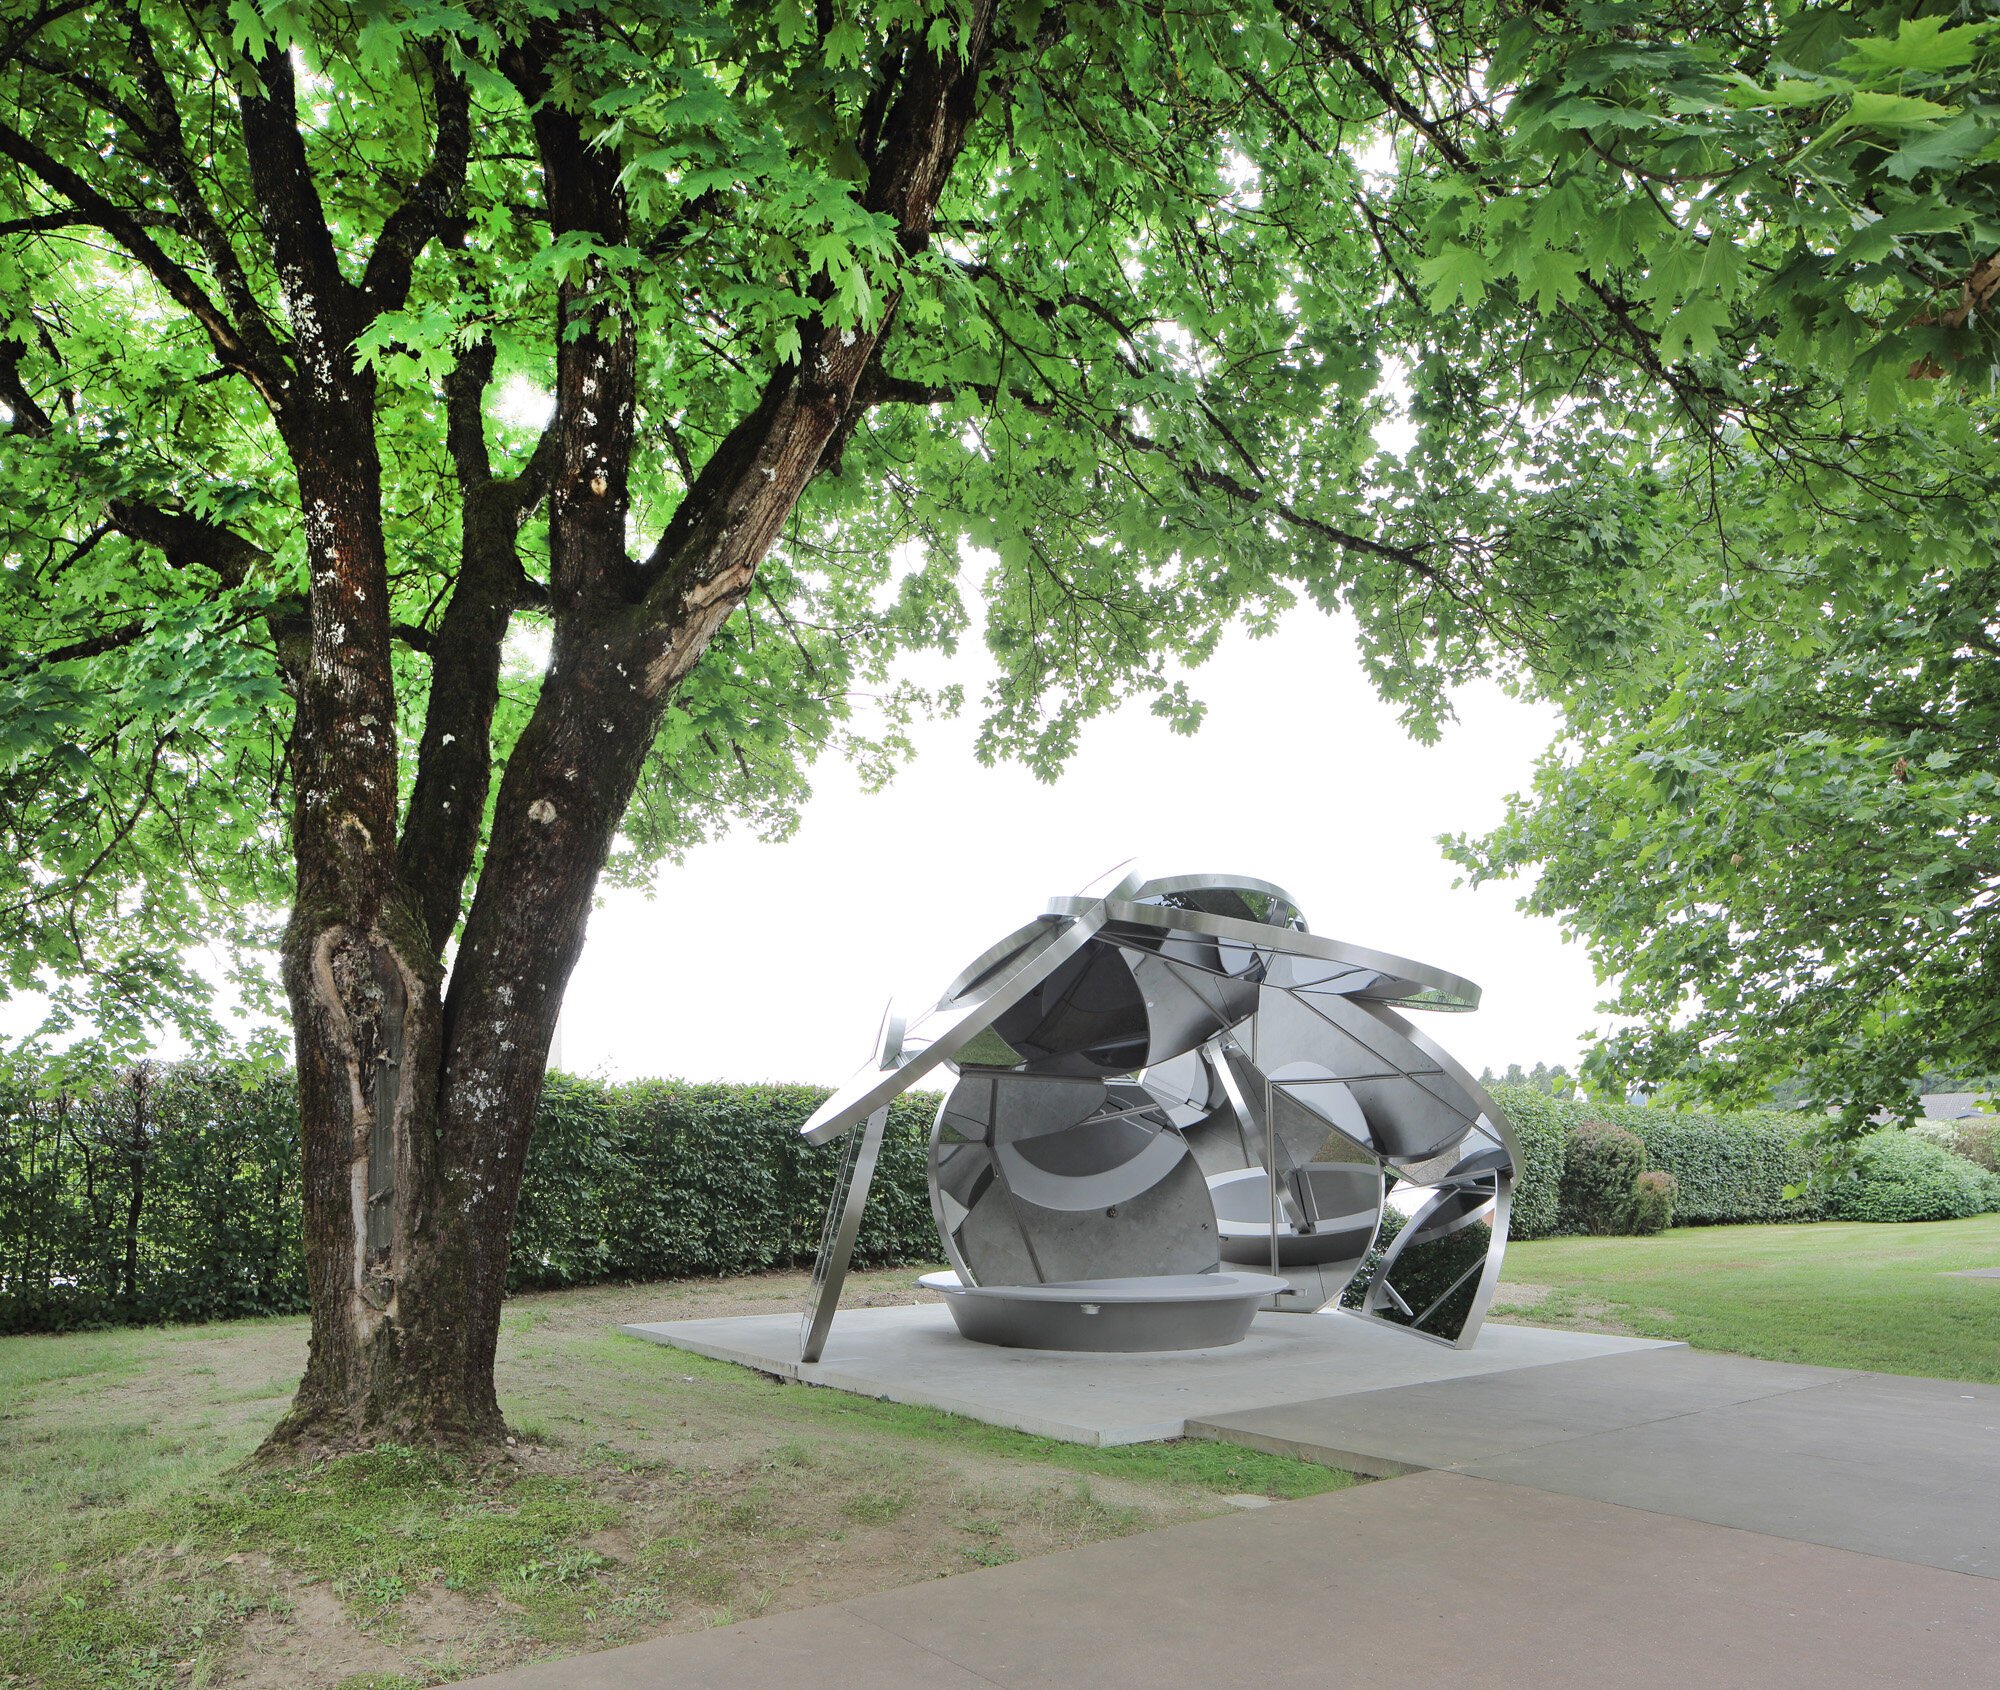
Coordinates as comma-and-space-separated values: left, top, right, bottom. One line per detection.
619, 1323, 1188, 1448
1181, 1420, 1424, 1479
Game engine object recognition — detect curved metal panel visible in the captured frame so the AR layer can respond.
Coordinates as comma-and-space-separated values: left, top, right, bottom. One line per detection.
799, 902, 1113, 1146
1044, 896, 1481, 1011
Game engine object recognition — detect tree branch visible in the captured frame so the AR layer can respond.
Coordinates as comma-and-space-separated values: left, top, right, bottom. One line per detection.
115, 0, 290, 377
860, 371, 1440, 577
0, 119, 281, 402
394, 339, 548, 951
235, 43, 358, 399
358, 44, 472, 313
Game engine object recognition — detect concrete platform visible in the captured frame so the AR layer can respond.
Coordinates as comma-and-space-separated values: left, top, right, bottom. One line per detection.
455, 1471, 2000, 1690
1193, 1348, 2000, 1575
621, 1303, 1673, 1451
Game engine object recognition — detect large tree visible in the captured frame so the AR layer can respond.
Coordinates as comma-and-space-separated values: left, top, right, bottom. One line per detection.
0, 1, 1598, 1448
1404, 1, 2000, 1132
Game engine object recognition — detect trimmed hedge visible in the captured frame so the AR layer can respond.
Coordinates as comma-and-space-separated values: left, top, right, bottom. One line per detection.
10, 1060, 1998, 1334
1489, 1086, 1826, 1237
1491, 1087, 1568, 1242
1489, 1085, 2000, 1236
0, 1062, 943, 1335
1912, 1116, 2000, 1174
0, 1063, 305, 1333
509, 1076, 941, 1290
1825, 1129, 2000, 1224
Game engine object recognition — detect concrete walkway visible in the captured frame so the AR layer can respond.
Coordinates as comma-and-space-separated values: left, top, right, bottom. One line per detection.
460, 1468, 2000, 1689
457, 1332, 2000, 1688
1192, 1347, 2000, 1576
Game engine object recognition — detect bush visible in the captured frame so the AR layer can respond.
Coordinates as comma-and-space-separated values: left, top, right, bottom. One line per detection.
509, 1078, 940, 1291
0, 1062, 304, 1334
1631, 1170, 1676, 1235
1565, 1121, 1646, 1235
1911, 1116, 2000, 1174
1824, 1129, 2000, 1224
0, 1058, 944, 1334
1491, 1092, 1567, 1242
1488, 1086, 1823, 1236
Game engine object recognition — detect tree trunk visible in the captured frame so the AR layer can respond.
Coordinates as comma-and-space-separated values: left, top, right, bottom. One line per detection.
259, 2, 1001, 1454
121, 1069, 147, 1302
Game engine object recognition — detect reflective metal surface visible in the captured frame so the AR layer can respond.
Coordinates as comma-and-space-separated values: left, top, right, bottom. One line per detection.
799, 1105, 887, 1364
800, 871, 1518, 1358
917, 1269, 1290, 1352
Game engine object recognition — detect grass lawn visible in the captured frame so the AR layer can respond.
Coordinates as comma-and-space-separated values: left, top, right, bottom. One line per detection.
0, 1267, 1358, 1690
1495, 1212, 2000, 1381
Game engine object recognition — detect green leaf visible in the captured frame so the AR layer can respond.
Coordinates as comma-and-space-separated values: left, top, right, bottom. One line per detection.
1842, 91, 1961, 131
1417, 244, 1491, 310
1841, 19, 1995, 76
1882, 114, 1989, 181
1722, 74, 1842, 110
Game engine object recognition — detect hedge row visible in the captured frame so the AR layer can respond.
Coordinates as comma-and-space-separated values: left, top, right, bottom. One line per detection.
0, 1063, 943, 1335
1485, 1086, 1568, 1241
1825, 1129, 2000, 1224
0, 1064, 305, 1333
1489, 1086, 1825, 1238
1489, 1086, 2000, 1236
510, 1076, 942, 1291
6, 1062, 1993, 1334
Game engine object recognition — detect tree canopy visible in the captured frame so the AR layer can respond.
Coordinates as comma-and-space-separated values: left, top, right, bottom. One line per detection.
1418, 0, 2000, 1131
3, 0, 1991, 1237
0, 0, 1603, 1064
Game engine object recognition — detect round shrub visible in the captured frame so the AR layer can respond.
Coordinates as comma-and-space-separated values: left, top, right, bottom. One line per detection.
1824, 1129, 2000, 1224
1564, 1120, 1647, 1235
1911, 1117, 2000, 1174
1631, 1169, 1676, 1235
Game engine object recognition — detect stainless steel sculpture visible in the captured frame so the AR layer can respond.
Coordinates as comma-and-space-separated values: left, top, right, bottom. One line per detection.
799, 870, 1518, 1360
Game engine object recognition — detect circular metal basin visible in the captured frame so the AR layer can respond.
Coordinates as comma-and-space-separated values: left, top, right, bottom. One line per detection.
917, 1270, 1290, 1352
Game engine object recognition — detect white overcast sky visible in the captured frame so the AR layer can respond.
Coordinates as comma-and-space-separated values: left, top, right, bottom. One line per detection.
557, 607, 1604, 1088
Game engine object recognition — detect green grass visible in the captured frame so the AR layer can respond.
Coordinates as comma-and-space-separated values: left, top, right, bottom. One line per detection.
7, 1443, 626, 1685
1502, 1212, 2000, 1381
610, 1340, 1354, 1501
0, 1270, 1358, 1689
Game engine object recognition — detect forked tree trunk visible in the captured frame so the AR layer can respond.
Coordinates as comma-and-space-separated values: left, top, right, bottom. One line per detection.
261, 2, 1000, 1452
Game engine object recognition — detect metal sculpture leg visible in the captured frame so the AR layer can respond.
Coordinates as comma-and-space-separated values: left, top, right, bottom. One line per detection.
800, 1106, 888, 1364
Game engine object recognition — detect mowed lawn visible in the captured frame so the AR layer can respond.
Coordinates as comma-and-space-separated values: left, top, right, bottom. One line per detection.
0, 1268, 1355, 1690
1498, 1213, 2000, 1382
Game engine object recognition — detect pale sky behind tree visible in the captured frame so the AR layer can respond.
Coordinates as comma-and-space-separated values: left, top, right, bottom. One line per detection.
557, 606, 1601, 1088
